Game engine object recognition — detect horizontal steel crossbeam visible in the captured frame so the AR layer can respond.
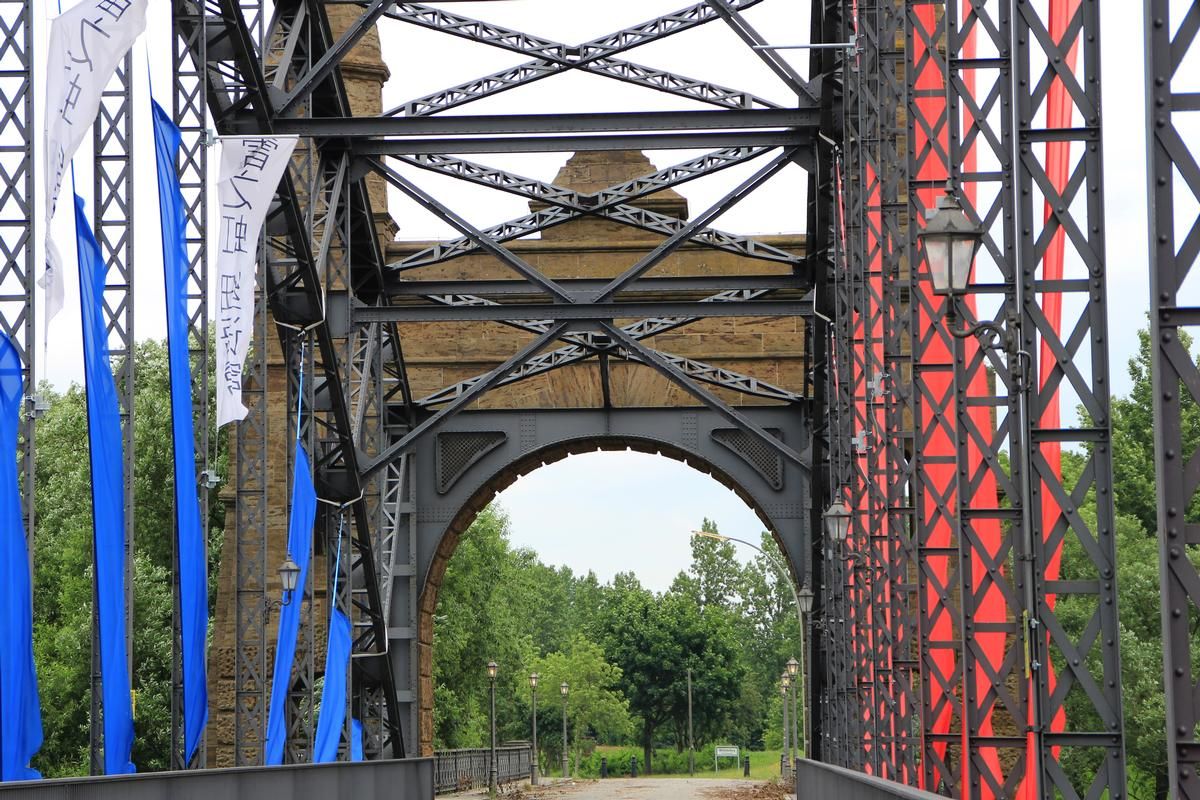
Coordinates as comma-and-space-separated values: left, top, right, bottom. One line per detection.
354, 299, 810, 322
384, 275, 804, 296
256, 108, 819, 137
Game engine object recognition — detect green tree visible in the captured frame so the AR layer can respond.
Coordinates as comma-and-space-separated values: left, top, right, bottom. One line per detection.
596, 577, 745, 771
533, 635, 630, 773
29, 339, 225, 775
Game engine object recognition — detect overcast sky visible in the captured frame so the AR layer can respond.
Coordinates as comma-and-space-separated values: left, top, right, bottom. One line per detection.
33, 1, 1169, 591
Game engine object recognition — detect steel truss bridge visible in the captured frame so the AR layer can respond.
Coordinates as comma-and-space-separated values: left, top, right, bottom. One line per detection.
0, 0, 1198, 798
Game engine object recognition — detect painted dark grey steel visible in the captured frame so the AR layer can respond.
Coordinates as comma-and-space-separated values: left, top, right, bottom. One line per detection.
433, 746, 531, 793
1147, 2, 1200, 797
260, 108, 817, 137
357, 300, 810, 323
0, 758, 434, 799
87, 46, 137, 776
0, 0, 34, 680
386, 407, 812, 743
170, 0, 214, 769
170, 0, 834, 767
384, 276, 805, 297
1013, 1, 1127, 795
793, 759, 951, 800
351, 131, 804, 156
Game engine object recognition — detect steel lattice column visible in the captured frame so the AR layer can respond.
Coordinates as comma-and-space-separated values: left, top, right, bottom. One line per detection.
0, 0, 34, 557
170, 0, 213, 769
806, 0, 844, 765
1148, 2, 1200, 797
875, 0, 921, 784
1013, 0, 1126, 796
906, 3, 969, 793
89, 49, 136, 778
942, 2, 1038, 797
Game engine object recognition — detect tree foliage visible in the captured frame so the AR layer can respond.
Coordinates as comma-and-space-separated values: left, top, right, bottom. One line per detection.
29, 340, 224, 776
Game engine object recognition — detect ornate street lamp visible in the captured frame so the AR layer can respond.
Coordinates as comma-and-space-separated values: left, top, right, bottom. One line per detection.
823, 495, 851, 543
487, 662, 498, 795
797, 586, 814, 615
920, 184, 984, 297
560, 682, 569, 779
529, 673, 539, 785
278, 555, 300, 607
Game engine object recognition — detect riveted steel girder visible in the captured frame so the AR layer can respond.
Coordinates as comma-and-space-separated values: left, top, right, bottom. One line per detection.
1148, 2, 1200, 798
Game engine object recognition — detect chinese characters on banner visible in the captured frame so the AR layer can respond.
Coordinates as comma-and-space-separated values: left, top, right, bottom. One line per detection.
215, 136, 298, 427
43, 0, 148, 330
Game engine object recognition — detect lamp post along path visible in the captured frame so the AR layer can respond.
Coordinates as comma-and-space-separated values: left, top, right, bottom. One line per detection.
487, 661, 498, 795
692, 530, 810, 758
780, 679, 790, 779
529, 673, 539, 785
786, 657, 799, 767
560, 682, 569, 779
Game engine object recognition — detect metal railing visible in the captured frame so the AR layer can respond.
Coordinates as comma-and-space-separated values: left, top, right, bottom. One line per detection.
434, 745, 531, 794
794, 759, 948, 799
0, 758, 434, 799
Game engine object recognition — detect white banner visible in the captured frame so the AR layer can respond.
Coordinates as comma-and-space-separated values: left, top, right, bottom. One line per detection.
215, 136, 298, 427
43, 0, 149, 328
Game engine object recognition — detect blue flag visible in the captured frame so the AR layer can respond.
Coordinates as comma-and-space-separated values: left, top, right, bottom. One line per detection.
350, 718, 364, 762
313, 608, 352, 762
76, 194, 136, 775
264, 440, 316, 765
152, 99, 208, 765
0, 334, 42, 781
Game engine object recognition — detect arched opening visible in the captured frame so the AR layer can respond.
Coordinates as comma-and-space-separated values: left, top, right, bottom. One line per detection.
419, 441, 808, 774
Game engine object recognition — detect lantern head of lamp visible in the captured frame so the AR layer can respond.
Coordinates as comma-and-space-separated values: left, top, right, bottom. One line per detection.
487, 661, 498, 680
529, 672, 539, 689
786, 657, 800, 677
779, 682, 788, 697
920, 185, 984, 296
781, 672, 791, 690
278, 554, 301, 606
823, 495, 851, 543
560, 682, 569, 698
798, 585, 814, 615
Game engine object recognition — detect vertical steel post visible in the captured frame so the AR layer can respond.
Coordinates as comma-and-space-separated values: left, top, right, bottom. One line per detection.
561, 687, 569, 778
488, 674, 497, 794
1147, 2, 1200, 797
530, 680, 538, 784
1012, 0, 1126, 795
0, 0, 34, 591
89, 46, 135, 777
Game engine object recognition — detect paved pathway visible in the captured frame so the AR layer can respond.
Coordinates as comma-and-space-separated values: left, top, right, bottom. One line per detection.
443, 777, 793, 800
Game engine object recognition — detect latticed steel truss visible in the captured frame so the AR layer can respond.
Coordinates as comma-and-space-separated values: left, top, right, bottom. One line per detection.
135, 0, 1122, 787
167, 0, 828, 764
0, 0, 1144, 786
828, 0, 1128, 798
1147, 2, 1200, 798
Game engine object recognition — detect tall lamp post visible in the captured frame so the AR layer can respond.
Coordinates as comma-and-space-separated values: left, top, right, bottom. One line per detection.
487, 661, 498, 796
796, 587, 814, 758
691, 530, 812, 758
821, 496, 850, 762
529, 673, 539, 785
560, 682, 569, 779
786, 657, 800, 767
920, 182, 1049, 793
779, 677, 790, 778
